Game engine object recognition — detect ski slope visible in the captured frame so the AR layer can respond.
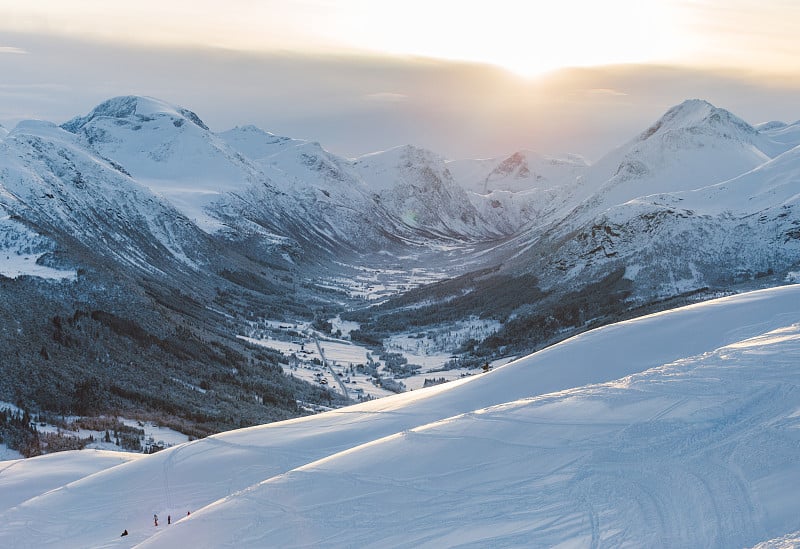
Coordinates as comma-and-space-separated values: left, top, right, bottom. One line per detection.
0, 451, 141, 513
1, 286, 799, 547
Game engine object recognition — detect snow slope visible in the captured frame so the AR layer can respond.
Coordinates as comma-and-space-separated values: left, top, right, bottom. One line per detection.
0, 214, 76, 279
1, 285, 799, 547
759, 120, 800, 148
612, 143, 800, 221
546, 142, 800, 298
147, 320, 800, 548
0, 451, 141, 513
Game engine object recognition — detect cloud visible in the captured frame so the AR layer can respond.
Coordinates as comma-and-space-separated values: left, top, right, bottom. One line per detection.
584, 88, 628, 97
0, 46, 28, 54
363, 92, 409, 102
1, 32, 799, 161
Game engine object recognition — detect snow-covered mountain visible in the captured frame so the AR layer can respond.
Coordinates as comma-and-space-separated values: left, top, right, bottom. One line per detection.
31, 94, 797, 291
503, 100, 800, 298
0, 117, 212, 277
569, 99, 789, 217
1, 286, 798, 547
447, 150, 589, 234
447, 149, 588, 194
62, 96, 267, 234
353, 145, 505, 240
6, 95, 798, 290
60, 96, 532, 259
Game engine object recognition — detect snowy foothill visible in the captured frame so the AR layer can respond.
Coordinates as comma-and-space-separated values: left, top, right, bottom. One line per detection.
1, 285, 800, 547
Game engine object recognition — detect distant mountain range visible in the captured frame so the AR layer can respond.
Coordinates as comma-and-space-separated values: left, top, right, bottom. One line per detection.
1, 95, 800, 432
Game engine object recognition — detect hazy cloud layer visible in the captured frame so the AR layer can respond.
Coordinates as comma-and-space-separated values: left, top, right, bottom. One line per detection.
1, 33, 799, 161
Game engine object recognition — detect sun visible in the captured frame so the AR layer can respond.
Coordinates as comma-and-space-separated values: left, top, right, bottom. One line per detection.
331, 0, 682, 77
0, 1, 690, 78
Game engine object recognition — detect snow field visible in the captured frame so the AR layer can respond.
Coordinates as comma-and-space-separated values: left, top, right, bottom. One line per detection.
0, 286, 799, 547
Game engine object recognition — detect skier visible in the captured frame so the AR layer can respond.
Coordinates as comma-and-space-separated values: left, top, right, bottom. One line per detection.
121, 529, 128, 537
154, 514, 159, 527
168, 515, 171, 525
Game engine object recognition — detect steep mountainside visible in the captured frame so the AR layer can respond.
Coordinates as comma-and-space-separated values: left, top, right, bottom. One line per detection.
0, 110, 345, 435
2, 118, 210, 274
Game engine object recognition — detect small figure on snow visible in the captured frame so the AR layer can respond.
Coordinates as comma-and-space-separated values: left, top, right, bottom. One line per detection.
168, 515, 171, 525
154, 514, 159, 527
121, 529, 128, 537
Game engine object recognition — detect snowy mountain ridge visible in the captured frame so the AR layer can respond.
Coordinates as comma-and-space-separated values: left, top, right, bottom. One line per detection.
60, 96, 546, 250
485, 100, 800, 299
572, 99, 789, 215
7, 94, 796, 283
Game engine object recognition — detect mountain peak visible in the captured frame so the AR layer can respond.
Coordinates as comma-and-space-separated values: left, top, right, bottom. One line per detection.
489, 151, 531, 180
62, 95, 209, 133
356, 144, 443, 168
639, 99, 756, 142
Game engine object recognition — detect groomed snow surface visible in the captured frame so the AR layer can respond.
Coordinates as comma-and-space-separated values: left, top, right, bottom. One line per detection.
1, 286, 800, 548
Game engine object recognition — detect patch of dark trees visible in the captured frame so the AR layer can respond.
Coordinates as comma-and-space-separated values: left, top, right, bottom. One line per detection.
0, 274, 345, 445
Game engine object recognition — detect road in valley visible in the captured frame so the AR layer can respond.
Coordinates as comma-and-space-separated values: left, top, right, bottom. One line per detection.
314, 338, 350, 399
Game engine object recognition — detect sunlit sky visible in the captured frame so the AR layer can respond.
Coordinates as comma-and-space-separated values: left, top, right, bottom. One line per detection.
3, 0, 798, 75
1, 0, 799, 159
